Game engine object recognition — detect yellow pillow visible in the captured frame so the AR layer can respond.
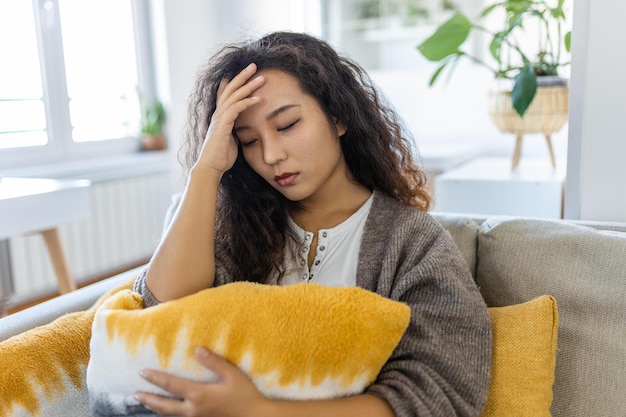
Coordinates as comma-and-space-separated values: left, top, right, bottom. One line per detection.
481, 295, 559, 417
87, 282, 411, 415
0, 279, 134, 417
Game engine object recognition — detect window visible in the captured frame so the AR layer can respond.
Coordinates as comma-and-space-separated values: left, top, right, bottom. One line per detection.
0, 0, 154, 170
0, 1, 47, 150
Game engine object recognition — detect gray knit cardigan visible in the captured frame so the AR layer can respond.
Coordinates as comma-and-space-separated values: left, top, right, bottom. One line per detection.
134, 191, 492, 417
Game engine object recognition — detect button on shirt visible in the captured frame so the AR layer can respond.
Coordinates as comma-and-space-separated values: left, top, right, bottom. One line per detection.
280, 193, 374, 287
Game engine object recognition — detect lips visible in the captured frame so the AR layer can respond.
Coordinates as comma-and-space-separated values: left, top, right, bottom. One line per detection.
274, 172, 298, 186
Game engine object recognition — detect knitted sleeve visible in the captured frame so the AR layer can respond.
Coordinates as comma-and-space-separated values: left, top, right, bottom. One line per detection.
132, 267, 160, 307
362, 211, 492, 417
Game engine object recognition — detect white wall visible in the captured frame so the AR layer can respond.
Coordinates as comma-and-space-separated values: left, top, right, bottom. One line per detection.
150, 0, 216, 189
565, 0, 626, 221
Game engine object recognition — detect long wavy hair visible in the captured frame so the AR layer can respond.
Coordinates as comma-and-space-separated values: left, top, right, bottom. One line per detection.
181, 31, 431, 283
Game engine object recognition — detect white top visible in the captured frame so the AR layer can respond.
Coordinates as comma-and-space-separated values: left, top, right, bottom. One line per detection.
279, 193, 374, 287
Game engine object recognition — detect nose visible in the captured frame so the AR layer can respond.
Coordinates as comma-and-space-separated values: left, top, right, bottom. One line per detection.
262, 134, 287, 165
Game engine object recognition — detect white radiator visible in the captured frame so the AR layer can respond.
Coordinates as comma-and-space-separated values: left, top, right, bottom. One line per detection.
8, 173, 173, 303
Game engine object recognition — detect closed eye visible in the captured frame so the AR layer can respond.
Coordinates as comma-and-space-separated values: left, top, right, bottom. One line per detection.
241, 139, 257, 147
278, 119, 300, 132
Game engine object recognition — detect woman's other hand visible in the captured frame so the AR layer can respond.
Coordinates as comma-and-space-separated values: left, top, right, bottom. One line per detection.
135, 347, 270, 417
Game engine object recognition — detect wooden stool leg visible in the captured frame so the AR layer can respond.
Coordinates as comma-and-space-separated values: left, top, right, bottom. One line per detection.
41, 228, 76, 294
511, 134, 524, 170
545, 134, 557, 168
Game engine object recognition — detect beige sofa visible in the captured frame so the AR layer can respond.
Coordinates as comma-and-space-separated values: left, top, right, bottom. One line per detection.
1, 212, 625, 416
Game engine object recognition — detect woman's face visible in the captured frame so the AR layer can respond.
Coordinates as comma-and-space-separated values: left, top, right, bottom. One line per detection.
233, 69, 349, 204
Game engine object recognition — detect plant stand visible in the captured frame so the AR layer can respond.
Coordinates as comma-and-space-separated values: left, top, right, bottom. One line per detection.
511, 133, 557, 171
488, 78, 568, 170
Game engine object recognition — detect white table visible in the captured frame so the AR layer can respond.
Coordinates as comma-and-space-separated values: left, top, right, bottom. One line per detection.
0, 177, 91, 295
434, 157, 566, 218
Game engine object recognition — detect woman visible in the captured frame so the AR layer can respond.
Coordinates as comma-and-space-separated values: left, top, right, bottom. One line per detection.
133, 31, 492, 417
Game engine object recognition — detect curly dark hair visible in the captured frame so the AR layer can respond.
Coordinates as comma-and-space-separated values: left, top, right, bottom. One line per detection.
181, 31, 431, 283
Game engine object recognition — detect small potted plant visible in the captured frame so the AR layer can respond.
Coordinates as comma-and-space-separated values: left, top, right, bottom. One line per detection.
138, 90, 166, 151
417, 0, 572, 169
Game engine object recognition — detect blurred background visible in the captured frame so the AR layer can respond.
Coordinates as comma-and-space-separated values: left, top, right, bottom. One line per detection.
3, 0, 623, 313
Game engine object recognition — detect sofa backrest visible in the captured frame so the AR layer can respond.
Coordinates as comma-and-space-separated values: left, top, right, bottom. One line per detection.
437, 214, 626, 417
433, 213, 484, 279
0, 268, 142, 342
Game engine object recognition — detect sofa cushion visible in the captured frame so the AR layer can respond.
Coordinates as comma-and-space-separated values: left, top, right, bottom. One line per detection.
476, 218, 626, 417
481, 295, 558, 417
433, 213, 480, 278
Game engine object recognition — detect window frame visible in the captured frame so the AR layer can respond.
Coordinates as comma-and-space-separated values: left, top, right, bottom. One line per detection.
0, 0, 156, 172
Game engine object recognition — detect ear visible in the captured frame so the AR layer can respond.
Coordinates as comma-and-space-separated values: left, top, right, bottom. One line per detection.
333, 117, 347, 137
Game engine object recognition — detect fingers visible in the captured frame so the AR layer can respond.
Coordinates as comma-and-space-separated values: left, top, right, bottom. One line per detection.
195, 346, 236, 381
134, 390, 182, 416
215, 63, 263, 111
135, 349, 258, 417
138, 368, 198, 399
214, 78, 264, 124
210, 63, 265, 133
136, 368, 210, 416
136, 348, 232, 399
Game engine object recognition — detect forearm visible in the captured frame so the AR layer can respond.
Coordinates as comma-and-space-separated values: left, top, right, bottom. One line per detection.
260, 394, 395, 417
145, 165, 221, 302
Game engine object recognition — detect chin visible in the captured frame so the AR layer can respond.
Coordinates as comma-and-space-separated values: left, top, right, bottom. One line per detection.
275, 187, 311, 203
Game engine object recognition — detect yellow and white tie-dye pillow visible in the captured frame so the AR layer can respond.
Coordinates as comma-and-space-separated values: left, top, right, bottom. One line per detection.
0, 279, 134, 417
87, 282, 411, 417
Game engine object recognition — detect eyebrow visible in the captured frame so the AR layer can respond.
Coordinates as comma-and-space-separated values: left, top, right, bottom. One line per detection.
233, 104, 300, 134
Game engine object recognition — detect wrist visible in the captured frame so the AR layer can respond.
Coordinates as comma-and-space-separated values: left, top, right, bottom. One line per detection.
256, 397, 282, 417
189, 163, 224, 184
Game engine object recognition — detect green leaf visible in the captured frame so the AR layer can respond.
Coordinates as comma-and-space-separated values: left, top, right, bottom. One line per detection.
552, 9, 564, 19
426, 54, 464, 86
505, 0, 533, 15
489, 32, 505, 63
428, 60, 450, 86
564, 31, 571, 53
507, 12, 524, 30
512, 64, 537, 117
417, 12, 472, 62
479, 2, 502, 18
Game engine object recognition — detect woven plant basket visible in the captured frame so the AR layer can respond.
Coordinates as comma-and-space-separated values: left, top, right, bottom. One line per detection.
487, 76, 569, 169
488, 86, 569, 135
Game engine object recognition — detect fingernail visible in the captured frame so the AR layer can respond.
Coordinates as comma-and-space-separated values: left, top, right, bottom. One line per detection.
135, 393, 152, 410
139, 369, 148, 378
247, 63, 256, 70
196, 347, 209, 358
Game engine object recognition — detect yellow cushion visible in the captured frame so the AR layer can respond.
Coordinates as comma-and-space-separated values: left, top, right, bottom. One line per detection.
87, 282, 411, 414
0, 279, 134, 417
481, 295, 559, 417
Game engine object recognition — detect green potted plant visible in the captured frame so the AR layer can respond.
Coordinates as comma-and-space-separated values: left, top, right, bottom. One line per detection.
138, 90, 166, 151
417, 0, 572, 169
